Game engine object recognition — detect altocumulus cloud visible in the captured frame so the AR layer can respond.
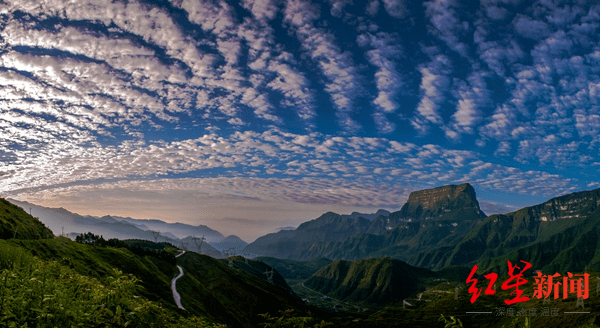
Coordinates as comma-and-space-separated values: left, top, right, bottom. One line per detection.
0, 0, 599, 234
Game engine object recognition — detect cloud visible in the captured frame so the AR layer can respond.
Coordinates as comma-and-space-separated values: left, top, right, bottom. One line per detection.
446, 70, 490, 138
242, 0, 279, 21
412, 52, 451, 133
424, 0, 469, 56
513, 15, 551, 40
478, 199, 520, 215
357, 32, 403, 133
2, 0, 600, 226
366, 0, 379, 16
382, 0, 407, 19
327, 0, 353, 18
284, 0, 362, 130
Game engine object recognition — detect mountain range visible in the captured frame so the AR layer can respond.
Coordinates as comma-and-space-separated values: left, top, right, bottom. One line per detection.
3, 182, 600, 327
245, 183, 600, 276
7, 198, 231, 258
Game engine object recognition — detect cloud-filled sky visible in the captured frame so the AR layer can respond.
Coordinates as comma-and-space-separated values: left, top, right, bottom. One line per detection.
1, 0, 599, 241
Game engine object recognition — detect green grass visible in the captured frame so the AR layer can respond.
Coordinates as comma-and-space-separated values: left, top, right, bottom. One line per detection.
0, 240, 222, 327
176, 252, 325, 328
8, 237, 178, 304
0, 198, 54, 240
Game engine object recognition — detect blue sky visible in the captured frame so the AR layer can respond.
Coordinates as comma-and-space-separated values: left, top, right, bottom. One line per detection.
1, 0, 599, 240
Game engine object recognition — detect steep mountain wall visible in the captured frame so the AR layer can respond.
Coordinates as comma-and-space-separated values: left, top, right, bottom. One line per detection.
397, 183, 486, 221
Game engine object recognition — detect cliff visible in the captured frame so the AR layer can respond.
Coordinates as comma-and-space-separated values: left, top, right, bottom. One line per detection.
396, 183, 486, 221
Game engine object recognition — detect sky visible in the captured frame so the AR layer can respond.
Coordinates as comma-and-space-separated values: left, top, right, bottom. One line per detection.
1, 0, 599, 241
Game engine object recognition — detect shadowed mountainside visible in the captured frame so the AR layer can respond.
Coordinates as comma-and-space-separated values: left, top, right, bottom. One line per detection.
298, 187, 600, 275
245, 183, 486, 259
0, 198, 54, 240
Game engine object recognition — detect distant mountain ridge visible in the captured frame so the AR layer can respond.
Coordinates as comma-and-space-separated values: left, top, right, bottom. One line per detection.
298, 186, 600, 275
213, 235, 248, 252
245, 183, 600, 276
6, 199, 225, 257
244, 211, 374, 258
244, 183, 485, 258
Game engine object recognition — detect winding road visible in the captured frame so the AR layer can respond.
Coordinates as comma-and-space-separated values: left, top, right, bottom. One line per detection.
172, 251, 186, 310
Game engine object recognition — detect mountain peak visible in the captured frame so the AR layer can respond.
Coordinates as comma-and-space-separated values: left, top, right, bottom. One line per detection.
406, 183, 475, 208
399, 183, 485, 221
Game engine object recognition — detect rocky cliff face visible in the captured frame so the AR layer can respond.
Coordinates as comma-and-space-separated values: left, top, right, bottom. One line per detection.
246, 183, 488, 258
528, 188, 600, 222
396, 183, 486, 221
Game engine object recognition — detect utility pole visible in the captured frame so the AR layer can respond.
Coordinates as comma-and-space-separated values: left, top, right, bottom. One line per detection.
263, 268, 274, 284
192, 235, 205, 254
151, 230, 160, 243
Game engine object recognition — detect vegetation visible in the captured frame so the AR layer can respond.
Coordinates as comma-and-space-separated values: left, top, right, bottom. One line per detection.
10, 236, 177, 305
0, 240, 221, 327
176, 252, 319, 328
255, 257, 332, 280
75, 232, 177, 264
259, 310, 333, 328
304, 258, 437, 304
0, 198, 54, 240
218, 255, 293, 292
438, 314, 463, 328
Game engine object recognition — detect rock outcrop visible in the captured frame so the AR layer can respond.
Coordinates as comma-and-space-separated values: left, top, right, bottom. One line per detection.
395, 183, 486, 222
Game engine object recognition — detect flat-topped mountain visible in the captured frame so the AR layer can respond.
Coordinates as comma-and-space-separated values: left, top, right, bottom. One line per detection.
245, 183, 486, 258
396, 183, 486, 221
300, 186, 600, 275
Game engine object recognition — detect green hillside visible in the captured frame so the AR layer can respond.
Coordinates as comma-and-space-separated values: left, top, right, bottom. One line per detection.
295, 187, 600, 279
0, 200, 335, 327
256, 256, 332, 280
176, 252, 322, 328
9, 237, 178, 304
219, 255, 294, 292
0, 238, 219, 327
304, 258, 437, 305
0, 198, 54, 239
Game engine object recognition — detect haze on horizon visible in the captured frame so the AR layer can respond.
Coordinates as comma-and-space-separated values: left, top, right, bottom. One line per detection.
1, 0, 599, 240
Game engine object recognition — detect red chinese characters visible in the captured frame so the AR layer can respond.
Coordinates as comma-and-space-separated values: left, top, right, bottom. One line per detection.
466, 265, 498, 303
465, 260, 589, 305
532, 271, 589, 300
501, 260, 531, 305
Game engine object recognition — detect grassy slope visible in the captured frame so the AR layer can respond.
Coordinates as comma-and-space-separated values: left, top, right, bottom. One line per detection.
0, 198, 54, 239
0, 239, 220, 327
305, 258, 440, 305
9, 237, 178, 308
219, 255, 293, 292
176, 252, 321, 328
255, 256, 332, 280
